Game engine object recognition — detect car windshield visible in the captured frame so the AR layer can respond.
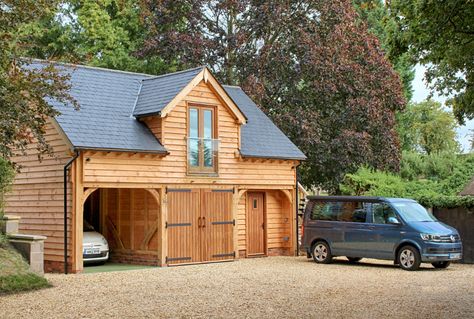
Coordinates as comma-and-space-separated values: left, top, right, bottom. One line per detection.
391, 202, 437, 222
83, 220, 95, 232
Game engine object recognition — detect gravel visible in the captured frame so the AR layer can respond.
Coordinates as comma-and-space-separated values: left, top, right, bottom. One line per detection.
0, 257, 473, 318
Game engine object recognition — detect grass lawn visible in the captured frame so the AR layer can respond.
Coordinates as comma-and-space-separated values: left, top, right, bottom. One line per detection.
0, 236, 50, 295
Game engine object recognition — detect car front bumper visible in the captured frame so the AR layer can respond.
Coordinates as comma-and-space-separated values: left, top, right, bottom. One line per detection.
83, 251, 109, 263
421, 242, 462, 262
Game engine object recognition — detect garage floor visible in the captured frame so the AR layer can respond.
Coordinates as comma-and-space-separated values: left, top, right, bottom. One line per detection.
83, 263, 156, 274
1, 257, 473, 318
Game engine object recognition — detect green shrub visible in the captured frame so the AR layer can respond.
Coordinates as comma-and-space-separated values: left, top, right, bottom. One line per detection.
340, 166, 474, 208
0, 157, 15, 217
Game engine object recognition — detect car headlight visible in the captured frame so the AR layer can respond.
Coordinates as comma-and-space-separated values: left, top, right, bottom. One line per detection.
420, 233, 442, 242
101, 237, 108, 245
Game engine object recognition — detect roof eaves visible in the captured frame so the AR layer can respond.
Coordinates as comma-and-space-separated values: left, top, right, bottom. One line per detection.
239, 152, 307, 161
74, 146, 169, 155
135, 111, 161, 119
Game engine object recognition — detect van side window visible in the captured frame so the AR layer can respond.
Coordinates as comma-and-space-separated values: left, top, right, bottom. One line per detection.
311, 202, 337, 221
372, 203, 398, 224
310, 201, 368, 222
338, 201, 367, 223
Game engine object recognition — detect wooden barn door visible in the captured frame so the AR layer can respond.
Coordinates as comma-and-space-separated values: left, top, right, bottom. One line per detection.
201, 189, 234, 262
166, 189, 201, 264
247, 192, 266, 256
166, 188, 234, 265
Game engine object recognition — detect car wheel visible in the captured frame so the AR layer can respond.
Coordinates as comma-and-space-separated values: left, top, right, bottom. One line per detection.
398, 246, 421, 271
312, 241, 332, 264
346, 257, 362, 263
432, 261, 451, 269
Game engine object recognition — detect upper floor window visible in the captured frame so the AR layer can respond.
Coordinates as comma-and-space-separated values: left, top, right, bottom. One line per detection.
187, 104, 218, 174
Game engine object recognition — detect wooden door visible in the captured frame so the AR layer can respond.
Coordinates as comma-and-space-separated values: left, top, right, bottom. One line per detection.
201, 189, 234, 262
167, 189, 201, 265
247, 192, 266, 256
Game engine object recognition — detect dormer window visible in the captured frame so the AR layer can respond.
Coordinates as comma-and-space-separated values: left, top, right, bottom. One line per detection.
187, 104, 218, 174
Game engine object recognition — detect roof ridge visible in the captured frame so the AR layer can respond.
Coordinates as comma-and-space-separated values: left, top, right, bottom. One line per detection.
130, 79, 144, 118
142, 66, 206, 81
222, 84, 242, 89
27, 58, 155, 77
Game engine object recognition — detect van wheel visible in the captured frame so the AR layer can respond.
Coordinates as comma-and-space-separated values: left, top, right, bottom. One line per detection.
312, 241, 332, 264
432, 261, 451, 269
346, 257, 362, 263
398, 246, 421, 271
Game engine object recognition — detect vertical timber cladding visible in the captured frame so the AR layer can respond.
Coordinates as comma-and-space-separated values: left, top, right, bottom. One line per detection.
166, 188, 234, 265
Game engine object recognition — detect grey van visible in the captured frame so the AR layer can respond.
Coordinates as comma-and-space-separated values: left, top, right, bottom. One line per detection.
301, 196, 462, 270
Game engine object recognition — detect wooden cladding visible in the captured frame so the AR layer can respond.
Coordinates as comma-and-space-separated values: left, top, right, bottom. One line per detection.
166, 188, 234, 265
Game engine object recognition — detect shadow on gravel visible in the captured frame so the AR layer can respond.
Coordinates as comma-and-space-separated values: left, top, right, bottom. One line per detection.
301, 257, 447, 271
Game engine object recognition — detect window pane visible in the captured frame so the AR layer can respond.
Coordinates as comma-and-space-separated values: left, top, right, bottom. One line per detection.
310, 201, 367, 222
189, 108, 198, 138
203, 140, 213, 167
310, 202, 337, 221
188, 108, 199, 167
337, 202, 367, 223
188, 139, 199, 167
203, 109, 213, 167
203, 110, 212, 138
372, 203, 398, 224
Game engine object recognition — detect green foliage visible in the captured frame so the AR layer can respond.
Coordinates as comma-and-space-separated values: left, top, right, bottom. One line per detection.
397, 100, 459, 154
0, 1, 77, 161
0, 158, 15, 217
389, 0, 474, 123
24, 0, 171, 74
353, 0, 415, 101
341, 153, 474, 208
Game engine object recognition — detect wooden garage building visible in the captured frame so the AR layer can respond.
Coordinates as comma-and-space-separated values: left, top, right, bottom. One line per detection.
4, 62, 306, 273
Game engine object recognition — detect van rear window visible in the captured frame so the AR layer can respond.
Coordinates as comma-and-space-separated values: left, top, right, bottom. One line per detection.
310, 201, 368, 223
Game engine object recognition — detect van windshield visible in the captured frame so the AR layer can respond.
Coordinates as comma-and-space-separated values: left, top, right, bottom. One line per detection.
391, 202, 437, 222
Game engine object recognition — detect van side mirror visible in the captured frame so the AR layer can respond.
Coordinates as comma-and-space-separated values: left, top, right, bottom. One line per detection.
387, 216, 401, 225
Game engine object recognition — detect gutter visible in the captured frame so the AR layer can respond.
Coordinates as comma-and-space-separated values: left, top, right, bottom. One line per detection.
63, 151, 79, 274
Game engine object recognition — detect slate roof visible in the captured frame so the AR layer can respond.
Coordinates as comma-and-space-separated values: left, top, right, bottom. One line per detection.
38, 62, 167, 153
30, 61, 305, 160
133, 67, 204, 117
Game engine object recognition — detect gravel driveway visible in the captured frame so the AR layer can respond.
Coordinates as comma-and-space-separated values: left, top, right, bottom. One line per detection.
1, 257, 473, 318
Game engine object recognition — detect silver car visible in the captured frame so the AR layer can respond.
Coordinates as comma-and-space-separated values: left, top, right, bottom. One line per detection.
83, 220, 109, 264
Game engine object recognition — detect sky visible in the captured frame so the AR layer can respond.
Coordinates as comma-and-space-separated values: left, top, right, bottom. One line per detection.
411, 64, 473, 153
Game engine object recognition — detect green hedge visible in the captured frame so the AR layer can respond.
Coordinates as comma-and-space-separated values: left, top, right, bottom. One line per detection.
416, 195, 474, 209
340, 166, 474, 209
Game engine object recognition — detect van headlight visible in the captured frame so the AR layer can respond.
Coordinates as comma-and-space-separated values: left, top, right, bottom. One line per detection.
420, 233, 442, 242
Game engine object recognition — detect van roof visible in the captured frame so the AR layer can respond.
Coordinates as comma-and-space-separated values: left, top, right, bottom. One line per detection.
306, 196, 417, 203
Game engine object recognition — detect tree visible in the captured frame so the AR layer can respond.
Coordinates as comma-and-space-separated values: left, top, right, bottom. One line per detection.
397, 100, 459, 155
388, 0, 474, 124
139, 0, 405, 192
22, 0, 170, 74
353, 0, 414, 101
0, 0, 77, 161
